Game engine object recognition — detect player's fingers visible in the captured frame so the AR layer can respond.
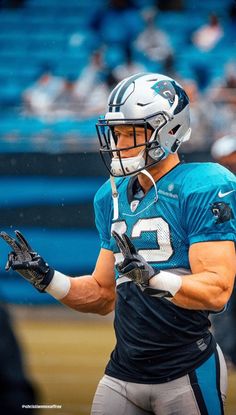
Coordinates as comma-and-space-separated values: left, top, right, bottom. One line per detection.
123, 233, 137, 255
0, 231, 23, 254
15, 230, 33, 252
112, 231, 128, 256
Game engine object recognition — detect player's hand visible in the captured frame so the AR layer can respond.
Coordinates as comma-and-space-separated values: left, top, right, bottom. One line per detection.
0, 230, 54, 292
112, 231, 158, 287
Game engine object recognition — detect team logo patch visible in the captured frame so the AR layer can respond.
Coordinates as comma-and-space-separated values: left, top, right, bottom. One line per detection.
168, 183, 174, 192
211, 201, 234, 224
151, 80, 176, 105
130, 200, 140, 212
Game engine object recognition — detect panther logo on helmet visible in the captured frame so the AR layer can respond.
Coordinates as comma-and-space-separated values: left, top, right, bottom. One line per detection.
151, 80, 176, 105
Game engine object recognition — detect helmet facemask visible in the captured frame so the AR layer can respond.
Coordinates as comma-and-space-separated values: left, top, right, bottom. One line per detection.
96, 118, 166, 176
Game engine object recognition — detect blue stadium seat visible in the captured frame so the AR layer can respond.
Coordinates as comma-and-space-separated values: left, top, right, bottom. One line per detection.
0, 83, 22, 105
0, 0, 234, 153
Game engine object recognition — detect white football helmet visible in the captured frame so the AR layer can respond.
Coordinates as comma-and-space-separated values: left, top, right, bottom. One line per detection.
96, 72, 191, 177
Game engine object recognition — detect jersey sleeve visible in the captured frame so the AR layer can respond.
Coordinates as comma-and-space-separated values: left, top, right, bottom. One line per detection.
93, 180, 113, 250
181, 163, 236, 245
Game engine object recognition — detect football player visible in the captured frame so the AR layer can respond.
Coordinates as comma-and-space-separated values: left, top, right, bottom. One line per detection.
1, 73, 236, 415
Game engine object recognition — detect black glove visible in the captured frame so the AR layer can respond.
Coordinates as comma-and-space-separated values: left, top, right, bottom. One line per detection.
0, 230, 54, 292
112, 230, 159, 288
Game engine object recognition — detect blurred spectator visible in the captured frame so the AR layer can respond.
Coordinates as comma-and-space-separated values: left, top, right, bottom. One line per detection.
72, 49, 110, 117
211, 135, 236, 174
179, 79, 214, 152
32, 51, 115, 121
89, 0, 143, 50
207, 61, 236, 140
191, 13, 224, 52
45, 69, 116, 120
0, 302, 37, 413
210, 135, 236, 370
134, 8, 173, 70
76, 70, 117, 118
22, 50, 113, 121
112, 46, 146, 82
73, 50, 105, 102
22, 64, 65, 119
210, 61, 236, 105
49, 76, 79, 120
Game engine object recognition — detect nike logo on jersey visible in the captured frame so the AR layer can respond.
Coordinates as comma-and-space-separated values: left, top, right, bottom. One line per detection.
218, 190, 235, 198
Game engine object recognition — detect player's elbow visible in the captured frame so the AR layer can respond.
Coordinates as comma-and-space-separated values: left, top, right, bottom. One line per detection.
208, 298, 226, 312
207, 287, 232, 312
98, 289, 116, 315
98, 299, 115, 315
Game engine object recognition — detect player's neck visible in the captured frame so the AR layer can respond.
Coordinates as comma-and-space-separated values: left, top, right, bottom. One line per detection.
138, 154, 180, 193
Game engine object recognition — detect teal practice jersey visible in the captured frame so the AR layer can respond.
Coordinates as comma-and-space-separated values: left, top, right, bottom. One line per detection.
94, 162, 236, 383
95, 162, 236, 273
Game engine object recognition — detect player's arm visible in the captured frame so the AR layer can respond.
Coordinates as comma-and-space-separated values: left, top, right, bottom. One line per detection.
0, 231, 116, 316
61, 248, 116, 315
169, 240, 236, 311
113, 232, 235, 312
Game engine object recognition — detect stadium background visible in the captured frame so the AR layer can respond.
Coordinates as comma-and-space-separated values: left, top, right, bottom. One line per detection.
0, 0, 235, 414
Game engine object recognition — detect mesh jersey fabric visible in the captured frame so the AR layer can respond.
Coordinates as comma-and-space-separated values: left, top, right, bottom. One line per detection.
93, 162, 236, 382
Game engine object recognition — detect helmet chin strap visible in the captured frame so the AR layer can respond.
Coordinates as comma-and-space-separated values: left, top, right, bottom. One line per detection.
110, 168, 158, 221
110, 175, 119, 220
140, 169, 158, 202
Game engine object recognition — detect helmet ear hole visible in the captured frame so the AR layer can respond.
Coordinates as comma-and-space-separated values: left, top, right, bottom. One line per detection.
169, 124, 181, 135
